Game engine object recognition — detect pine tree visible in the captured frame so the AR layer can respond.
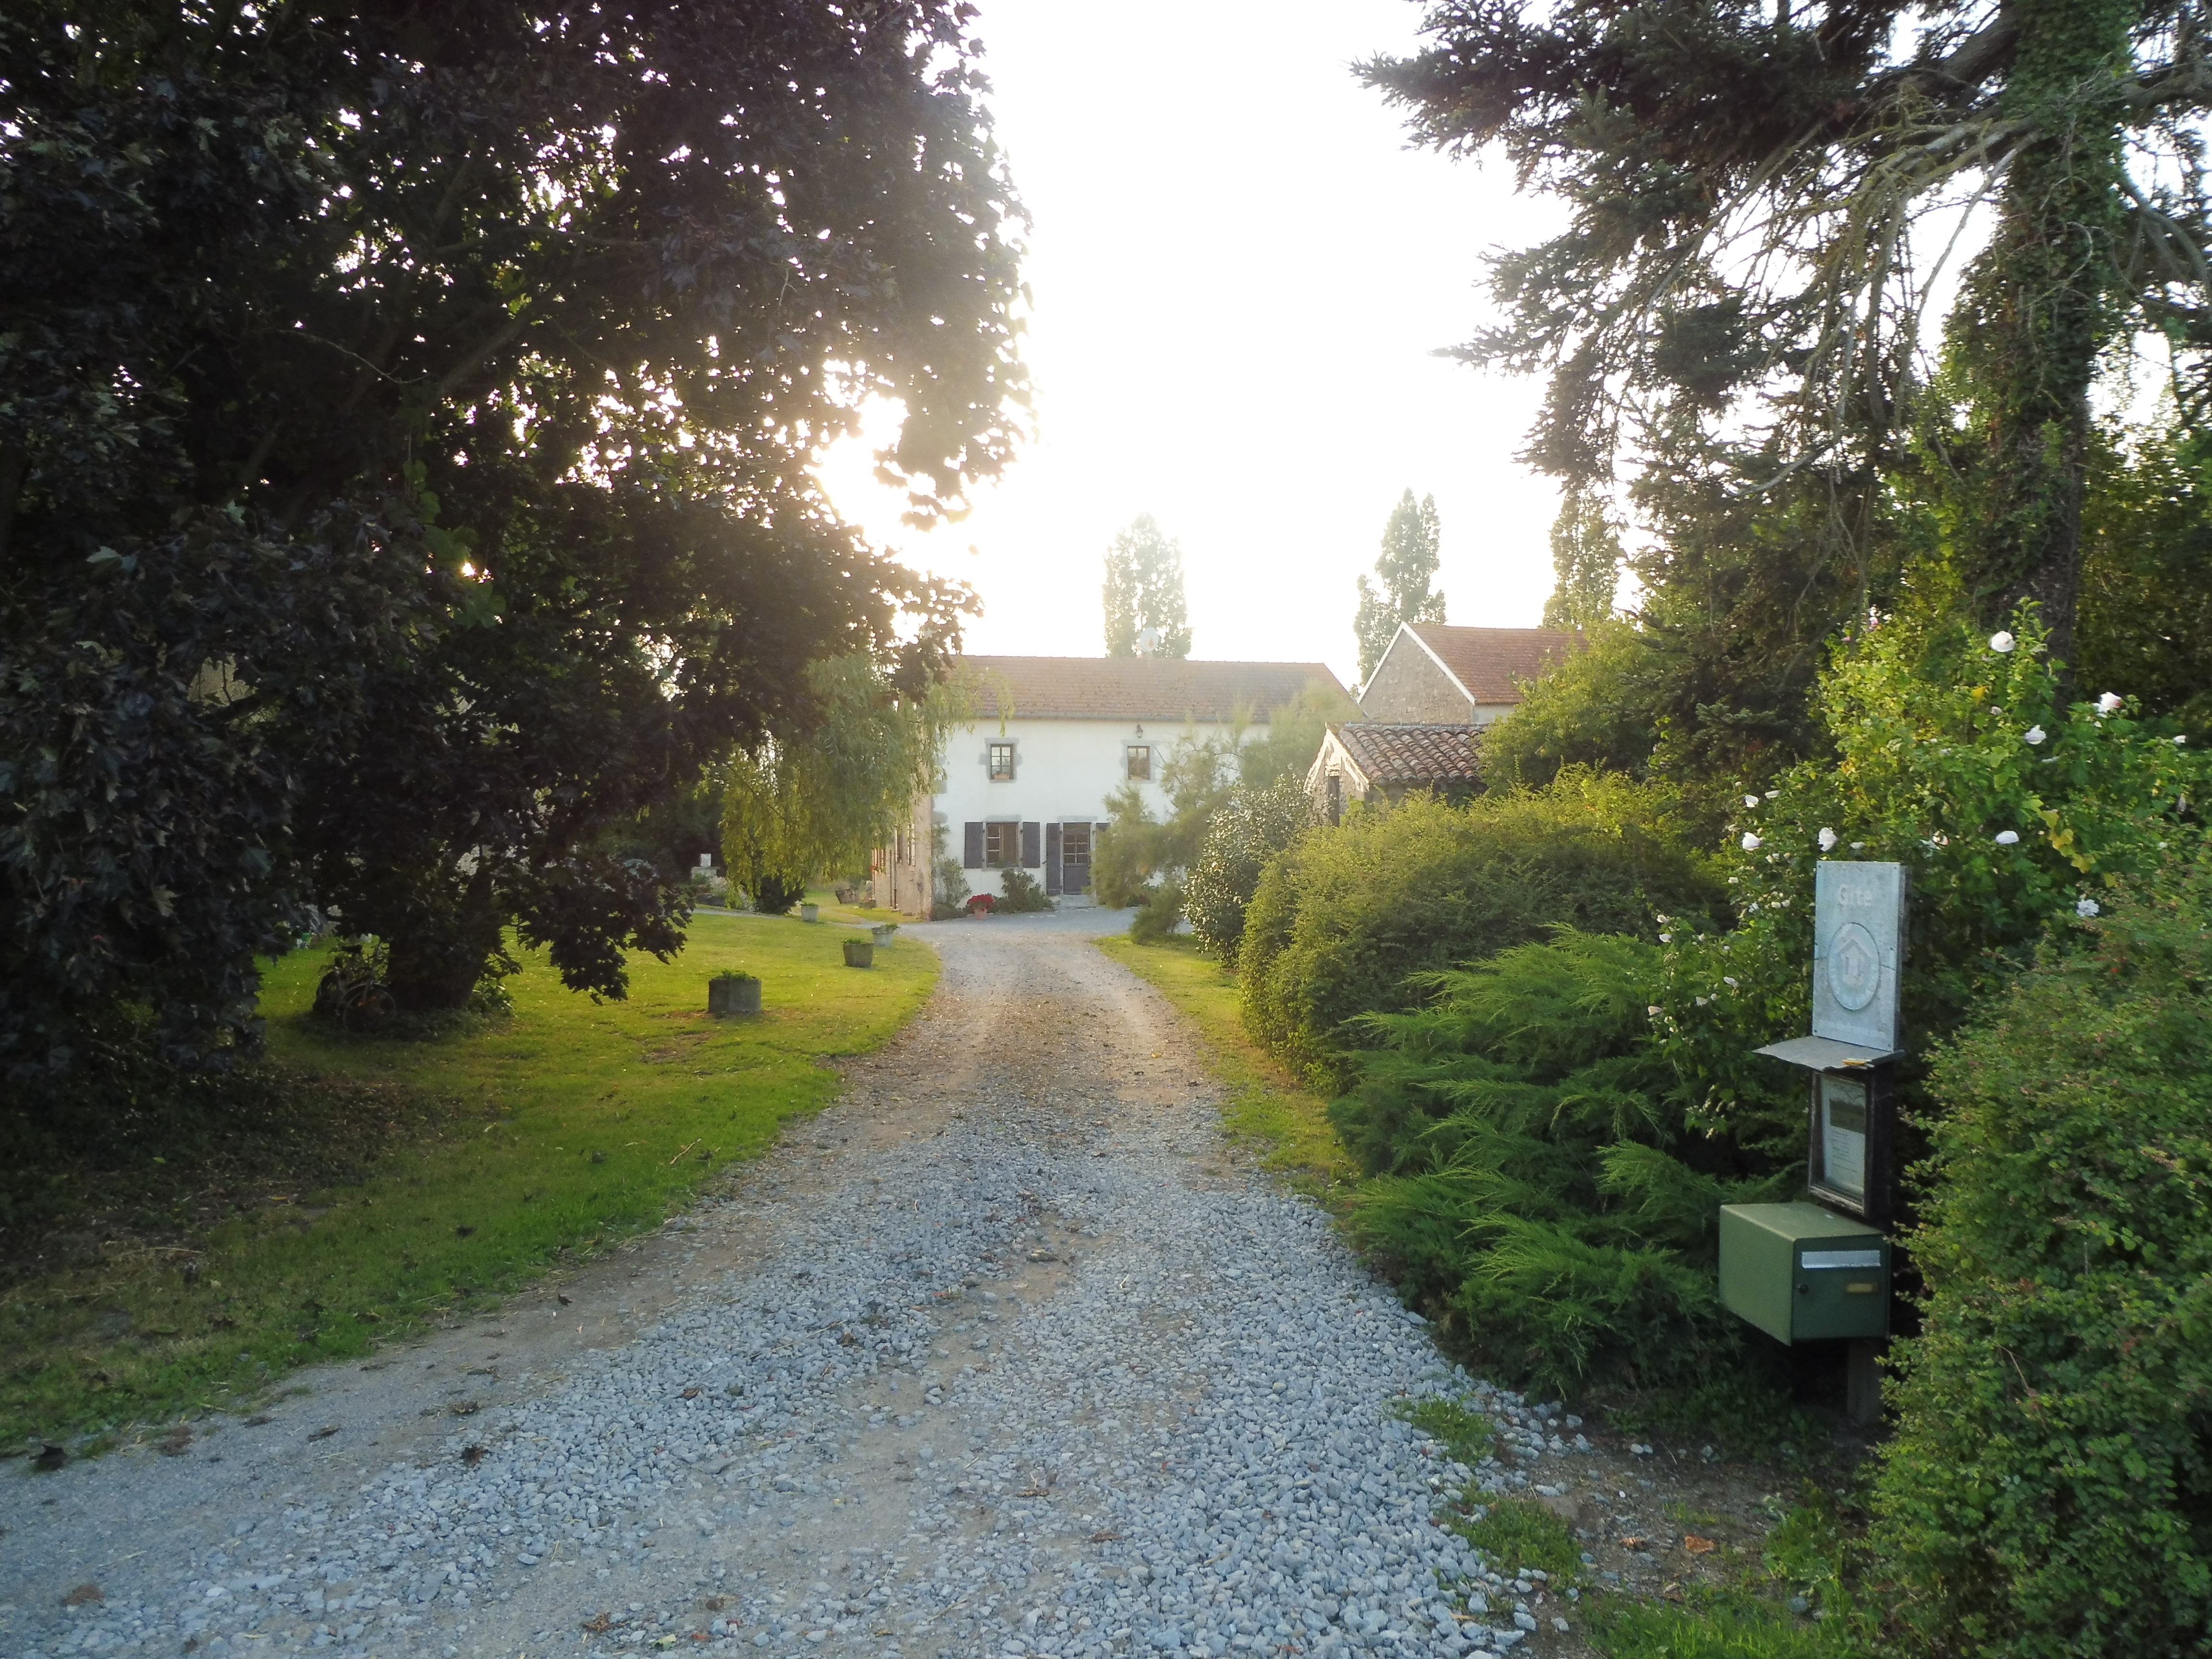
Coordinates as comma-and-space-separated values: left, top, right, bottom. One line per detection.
1353, 489, 1446, 684
1102, 514, 1193, 658
1360, 0, 2212, 668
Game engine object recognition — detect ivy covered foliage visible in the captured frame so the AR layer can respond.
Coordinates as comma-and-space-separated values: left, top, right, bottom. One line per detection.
1870, 852, 2212, 1658
1651, 613, 2210, 1136
1238, 775, 1724, 1089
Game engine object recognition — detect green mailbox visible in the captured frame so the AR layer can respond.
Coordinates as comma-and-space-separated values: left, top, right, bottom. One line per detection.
1718, 1202, 1890, 1345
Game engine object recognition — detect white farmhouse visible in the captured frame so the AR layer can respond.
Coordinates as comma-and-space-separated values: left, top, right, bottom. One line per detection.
871, 655, 1347, 917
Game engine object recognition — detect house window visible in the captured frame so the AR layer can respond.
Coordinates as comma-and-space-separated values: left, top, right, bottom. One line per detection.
988, 742, 1015, 781
983, 820, 1020, 866
1125, 744, 1151, 781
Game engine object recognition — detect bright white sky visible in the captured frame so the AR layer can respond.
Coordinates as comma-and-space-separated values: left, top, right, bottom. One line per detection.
815, 0, 1569, 691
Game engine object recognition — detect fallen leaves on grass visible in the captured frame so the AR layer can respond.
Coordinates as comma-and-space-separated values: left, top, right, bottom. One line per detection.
581, 1613, 613, 1633
1684, 1536, 1716, 1554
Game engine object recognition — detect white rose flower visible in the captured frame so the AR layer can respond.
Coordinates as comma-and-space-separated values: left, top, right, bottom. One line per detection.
1695, 995, 1710, 1007
2075, 897, 2101, 918
1995, 830, 2020, 845
1764, 790, 1779, 800
2023, 725, 2045, 745
1740, 832, 1762, 852
1659, 933, 1672, 943
1647, 1005, 1662, 1017
1989, 630, 2016, 653
1743, 794, 1760, 808
2097, 692, 2124, 716
1817, 828, 1838, 852
2177, 735, 2189, 745
1722, 976, 1739, 988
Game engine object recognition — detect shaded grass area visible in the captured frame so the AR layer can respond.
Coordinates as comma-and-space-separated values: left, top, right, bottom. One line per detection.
1094, 934, 1355, 1195
1, 912, 935, 1448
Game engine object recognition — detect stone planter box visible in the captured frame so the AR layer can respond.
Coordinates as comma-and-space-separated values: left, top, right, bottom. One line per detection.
842, 939, 875, 969
870, 924, 898, 947
799, 902, 820, 922
708, 975, 761, 1017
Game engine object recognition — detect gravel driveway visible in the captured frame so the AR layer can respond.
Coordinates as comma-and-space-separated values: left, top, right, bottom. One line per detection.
3, 914, 1588, 1659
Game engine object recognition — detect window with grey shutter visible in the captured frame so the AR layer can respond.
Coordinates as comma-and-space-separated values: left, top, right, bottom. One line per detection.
1020, 821, 1041, 868
963, 821, 984, 868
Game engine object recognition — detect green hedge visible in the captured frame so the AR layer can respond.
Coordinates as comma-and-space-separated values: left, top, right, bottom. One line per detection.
1334, 930, 1795, 1396
1237, 772, 1724, 1088
1870, 850, 2212, 1657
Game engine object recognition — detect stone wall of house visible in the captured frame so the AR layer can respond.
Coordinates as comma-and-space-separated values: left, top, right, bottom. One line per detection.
1359, 638, 1473, 723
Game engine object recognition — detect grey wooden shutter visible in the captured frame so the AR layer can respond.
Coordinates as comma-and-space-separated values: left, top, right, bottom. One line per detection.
1045, 823, 1063, 895
963, 821, 984, 869
1020, 821, 1041, 868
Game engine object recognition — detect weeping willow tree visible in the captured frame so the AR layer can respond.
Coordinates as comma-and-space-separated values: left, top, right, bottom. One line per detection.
720, 655, 963, 912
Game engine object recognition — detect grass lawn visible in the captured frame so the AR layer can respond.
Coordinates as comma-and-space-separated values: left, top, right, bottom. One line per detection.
1094, 934, 1355, 1195
0, 910, 934, 1450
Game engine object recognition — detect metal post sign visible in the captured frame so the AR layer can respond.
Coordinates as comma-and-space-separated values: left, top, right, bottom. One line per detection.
1751, 860, 1908, 1225
1811, 862, 1907, 1054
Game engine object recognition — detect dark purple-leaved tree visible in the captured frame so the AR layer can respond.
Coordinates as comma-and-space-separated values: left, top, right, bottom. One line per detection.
0, 0, 1027, 1075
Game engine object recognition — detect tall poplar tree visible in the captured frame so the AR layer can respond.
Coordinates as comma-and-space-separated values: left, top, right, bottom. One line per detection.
1353, 489, 1446, 684
1102, 514, 1193, 659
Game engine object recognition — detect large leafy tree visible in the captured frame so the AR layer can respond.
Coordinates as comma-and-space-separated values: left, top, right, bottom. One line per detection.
1102, 513, 1193, 659
0, 1, 1026, 1070
1362, 0, 2212, 672
1352, 488, 1445, 685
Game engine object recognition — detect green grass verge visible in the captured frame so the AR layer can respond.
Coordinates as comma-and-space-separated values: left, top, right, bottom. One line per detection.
1094, 934, 1355, 1194
1450, 1493, 1585, 1582
1, 911, 935, 1448
1590, 1595, 1844, 1659
1394, 1393, 1495, 1465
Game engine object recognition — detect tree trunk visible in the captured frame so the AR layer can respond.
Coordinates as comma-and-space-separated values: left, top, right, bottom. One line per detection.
1959, 0, 2133, 670
383, 863, 505, 1011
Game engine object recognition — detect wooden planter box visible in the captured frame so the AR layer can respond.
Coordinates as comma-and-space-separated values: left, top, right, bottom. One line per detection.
841, 939, 874, 969
708, 976, 761, 1016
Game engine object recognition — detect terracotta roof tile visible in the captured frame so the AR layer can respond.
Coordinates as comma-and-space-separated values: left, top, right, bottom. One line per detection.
1408, 624, 1586, 704
1335, 722, 1484, 785
955, 656, 1347, 722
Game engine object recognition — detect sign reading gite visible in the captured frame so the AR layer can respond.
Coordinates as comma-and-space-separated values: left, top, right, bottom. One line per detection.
1811, 861, 1907, 1056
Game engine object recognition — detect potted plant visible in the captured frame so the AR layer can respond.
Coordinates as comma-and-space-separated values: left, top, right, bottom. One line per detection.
799, 900, 820, 922
842, 938, 875, 968
966, 892, 996, 916
870, 922, 899, 946
708, 970, 762, 1016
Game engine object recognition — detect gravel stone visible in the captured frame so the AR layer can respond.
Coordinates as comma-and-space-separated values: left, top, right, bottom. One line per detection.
0, 914, 1583, 1659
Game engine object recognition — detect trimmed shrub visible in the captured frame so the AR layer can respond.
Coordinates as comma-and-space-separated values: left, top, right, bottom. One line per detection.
1238, 772, 1724, 1087
1337, 930, 1792, 1395
1870, 851, 2212, 1658
1128, 878, 1185, 945
998, 867, 1051, 913
1184, 777, 1316, 960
